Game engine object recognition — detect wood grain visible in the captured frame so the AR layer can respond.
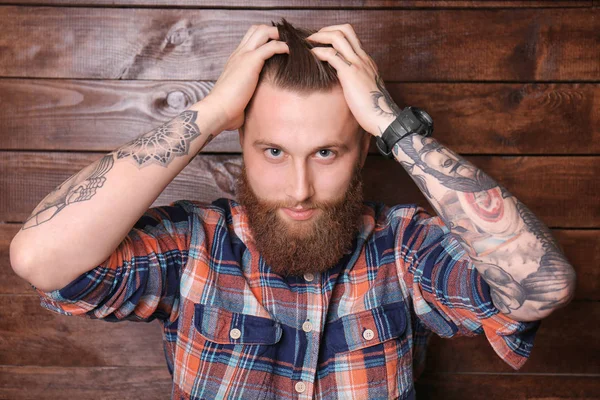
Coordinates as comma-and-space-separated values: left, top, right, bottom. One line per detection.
1, 79, 598, 154
424, 300, 600, 374
414, 373, 600, 400
0, 366, 172, 400
0, 367, 596, 400
0, 1, 597, 398
363, 155, 599, 228
0, 7, 598, 81
0, 1, 592, 8
1, 152, 598, 227
0, 295, 168, 367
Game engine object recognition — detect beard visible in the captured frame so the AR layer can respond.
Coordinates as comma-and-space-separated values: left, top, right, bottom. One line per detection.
236, 163, 364, 277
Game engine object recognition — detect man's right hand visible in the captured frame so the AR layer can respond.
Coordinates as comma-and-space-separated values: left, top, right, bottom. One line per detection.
203, 25, 289, 132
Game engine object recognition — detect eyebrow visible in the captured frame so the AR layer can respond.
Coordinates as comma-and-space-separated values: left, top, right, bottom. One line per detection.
252, 139, 349, 154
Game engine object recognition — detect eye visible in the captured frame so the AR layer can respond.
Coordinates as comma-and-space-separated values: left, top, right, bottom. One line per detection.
265, 148, 283, 159
443, 159, 453, 168
316, 149, 335, 159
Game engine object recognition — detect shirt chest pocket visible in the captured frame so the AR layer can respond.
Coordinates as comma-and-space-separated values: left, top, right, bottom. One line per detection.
325, 301, 408, 353
194, 303, 282, 349
322, 301, 413, 399
189, 304, 283, 397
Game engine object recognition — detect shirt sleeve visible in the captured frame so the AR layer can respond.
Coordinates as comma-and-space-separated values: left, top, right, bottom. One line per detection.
389, 204, 541, 370
31, 199, 194, 324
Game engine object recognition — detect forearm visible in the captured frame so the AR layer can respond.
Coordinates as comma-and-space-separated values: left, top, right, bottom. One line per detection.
10, 100, 226, 292
392, 134, 576, 321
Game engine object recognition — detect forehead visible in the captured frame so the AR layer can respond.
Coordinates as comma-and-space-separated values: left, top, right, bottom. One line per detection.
244, 82, 359, 149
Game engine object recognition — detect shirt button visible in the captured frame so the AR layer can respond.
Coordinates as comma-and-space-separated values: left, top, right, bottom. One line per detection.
229, 328, 241, 340
363, 329, 375, 341
302, 321, 313, 333
295, 381, 306, 393
303, 273, 315, 282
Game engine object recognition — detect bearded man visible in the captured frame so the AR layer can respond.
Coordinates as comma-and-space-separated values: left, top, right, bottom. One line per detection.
11, 19, 575, 400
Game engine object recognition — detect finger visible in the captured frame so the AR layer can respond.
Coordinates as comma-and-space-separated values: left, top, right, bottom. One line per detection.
254, 40, 289, 60
311, 46, 351, 71
315, 24, 378, 74
245, 25, 280, 51
306, 30, 361, 65
238, 25, 260, 48
316, 24, 367, 58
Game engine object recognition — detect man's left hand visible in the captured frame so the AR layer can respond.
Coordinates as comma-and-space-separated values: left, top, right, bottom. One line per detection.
307, 24, 399, 137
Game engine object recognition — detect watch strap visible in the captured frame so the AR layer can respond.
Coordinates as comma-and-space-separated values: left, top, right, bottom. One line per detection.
375, 107, 433, 158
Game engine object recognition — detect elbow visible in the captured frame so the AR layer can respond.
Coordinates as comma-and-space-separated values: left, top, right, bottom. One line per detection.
559, 267, 577, 309
9, 235, 33, 281
514, 278, 577, 322
552, 262, 577, 311
9, 237, 64, 293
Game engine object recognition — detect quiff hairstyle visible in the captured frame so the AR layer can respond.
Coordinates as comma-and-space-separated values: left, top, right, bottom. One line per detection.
245, 18, 340, 114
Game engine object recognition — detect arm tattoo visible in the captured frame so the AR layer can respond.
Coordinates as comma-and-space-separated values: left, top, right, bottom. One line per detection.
22, 110, 205, 230
117, 110, 201, 168
21, 154, 114, 230
370, 75, 401, 120
394, 135, 576, 317
516, 201, 576, 310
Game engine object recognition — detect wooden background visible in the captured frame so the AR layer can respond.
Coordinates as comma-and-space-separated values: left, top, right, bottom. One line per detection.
1, 1, 598, 399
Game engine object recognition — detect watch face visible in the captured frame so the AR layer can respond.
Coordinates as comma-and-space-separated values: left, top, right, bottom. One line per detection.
413, 108, 433, 127
411, 108, 434, 136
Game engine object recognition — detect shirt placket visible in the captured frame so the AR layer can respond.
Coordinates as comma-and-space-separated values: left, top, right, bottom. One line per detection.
293, 271, 323, 399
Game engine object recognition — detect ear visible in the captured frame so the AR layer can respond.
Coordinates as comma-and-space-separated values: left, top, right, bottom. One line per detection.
358, 128, 371, 168
238, 125, 245, 149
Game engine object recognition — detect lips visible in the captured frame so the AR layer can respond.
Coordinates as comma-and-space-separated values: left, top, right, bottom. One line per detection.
281, 207, 317, 221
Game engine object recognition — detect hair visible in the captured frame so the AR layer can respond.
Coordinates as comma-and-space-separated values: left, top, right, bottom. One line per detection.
245, 18, 341, 114
262, 18, 340, 91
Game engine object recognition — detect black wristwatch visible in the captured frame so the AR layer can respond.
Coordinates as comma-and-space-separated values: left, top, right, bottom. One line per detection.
375, 107, 434, 158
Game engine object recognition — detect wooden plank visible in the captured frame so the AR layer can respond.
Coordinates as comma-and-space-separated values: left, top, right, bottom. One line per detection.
552, 230, 600, 301
2, 224, 597, 299
1, 152, 598, 227
0, 79, 235, 153
415, 374, 600, 400
0, 7, 598, 81
0, 295, 597, 373
0, 295, 168, 367
423, 300, 600, 374
2, 79, 598, 155
0, 366, 172, 400
0, 368, 597, 400
365, 155, 600, 228
0, 1, 592, 7
0, 152, 242, 222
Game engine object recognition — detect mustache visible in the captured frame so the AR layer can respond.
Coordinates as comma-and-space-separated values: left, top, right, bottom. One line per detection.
250, 197, 343, 213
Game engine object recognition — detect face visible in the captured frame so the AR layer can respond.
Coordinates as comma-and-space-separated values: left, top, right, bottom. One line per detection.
236, 81, 371, 275
240, 81, 370, 218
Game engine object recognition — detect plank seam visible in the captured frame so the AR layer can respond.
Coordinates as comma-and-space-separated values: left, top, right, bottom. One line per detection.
1, 77, 599, 84
0, 3, 593, 10
3, 150, 600, 157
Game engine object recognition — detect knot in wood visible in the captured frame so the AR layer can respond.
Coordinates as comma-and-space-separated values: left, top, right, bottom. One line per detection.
168, 28, 190, 46
166, 91, 187, 109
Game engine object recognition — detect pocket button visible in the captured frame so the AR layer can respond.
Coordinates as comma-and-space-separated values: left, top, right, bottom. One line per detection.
363, 329, 375, 341
229, 328, 241, 339
295, 381, 306, 393
302, 321, 313, 333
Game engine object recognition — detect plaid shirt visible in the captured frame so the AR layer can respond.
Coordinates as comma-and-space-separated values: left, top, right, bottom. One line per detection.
33, 198, 540, 400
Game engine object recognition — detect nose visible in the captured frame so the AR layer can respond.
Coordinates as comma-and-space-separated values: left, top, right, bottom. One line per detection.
285, 161, 315, 204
